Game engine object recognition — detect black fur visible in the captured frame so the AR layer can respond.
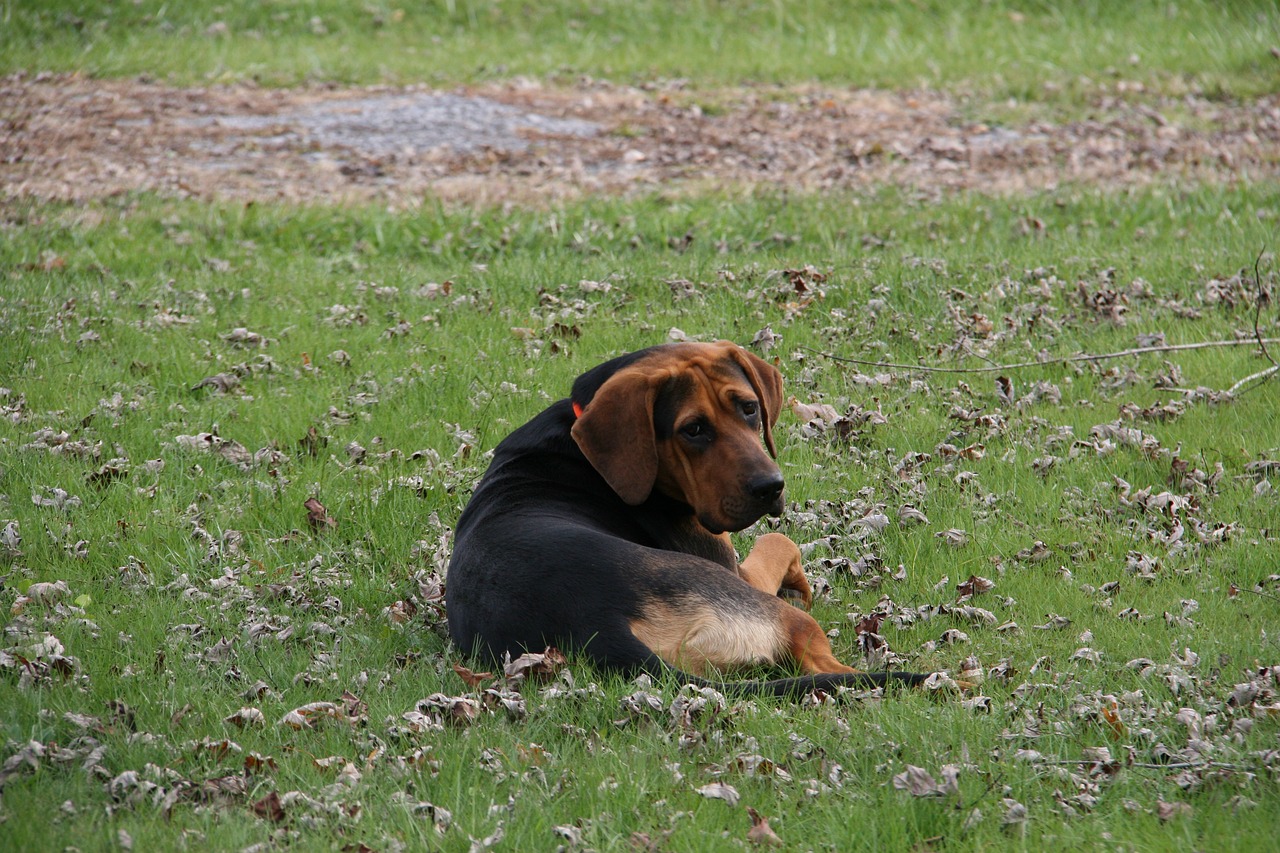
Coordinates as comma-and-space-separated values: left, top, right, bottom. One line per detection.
445, 346, 929, 698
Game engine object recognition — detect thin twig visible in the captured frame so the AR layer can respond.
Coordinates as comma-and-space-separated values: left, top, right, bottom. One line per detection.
1228, 363, 1280, 396
1230, 249, 1280, 397
1252, 248, 1276, 369
1235, 585, 1280, 605
1034, 759, 1252, 772
798, 339, 1280, 376
953, 771, 1005, 816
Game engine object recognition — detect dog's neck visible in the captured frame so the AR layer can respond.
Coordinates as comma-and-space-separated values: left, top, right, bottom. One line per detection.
636, 492, 738, 570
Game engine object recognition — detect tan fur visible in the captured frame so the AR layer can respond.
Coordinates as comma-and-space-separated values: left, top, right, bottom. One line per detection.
631, 602, 786, 676
738, 531, 812, 608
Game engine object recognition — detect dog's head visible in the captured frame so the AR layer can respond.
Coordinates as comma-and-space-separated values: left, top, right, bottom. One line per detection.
570, 341, 785, 534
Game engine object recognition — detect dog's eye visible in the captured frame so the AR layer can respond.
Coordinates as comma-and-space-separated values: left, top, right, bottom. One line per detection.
680, 421, 708, 440
740, 401, 758, 417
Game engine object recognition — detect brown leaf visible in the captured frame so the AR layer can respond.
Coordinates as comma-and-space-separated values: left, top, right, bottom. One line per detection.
304, 497, 336, 533
893, 765, 945, 797
340, 691, 369, 723
746, 807, 782, 846
191, 373, 240, 394
453, 662, 495, 689
298, 425, 328, 458
0, 740, 46, 789
251, 790, 286, 823
852, 612, 885, 636
1002, 797, 1029, 826
416, 693, 482, 726
279, 701, 341, 730
957, 575, 995, 599
220, 327, 266, 348
386, 599, 417, 628
224, 707, 266, 728
1101, 702, 1126, 738
1156, 800, 1192, 821
995, 375, 1015, 406
170, 703, 194, 726
503, 647, 566, 684
695, 782, 740, 806
87, 462, 129, 488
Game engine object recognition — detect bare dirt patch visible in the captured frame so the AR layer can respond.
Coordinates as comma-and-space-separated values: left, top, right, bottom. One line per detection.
2, 73, 1277, 208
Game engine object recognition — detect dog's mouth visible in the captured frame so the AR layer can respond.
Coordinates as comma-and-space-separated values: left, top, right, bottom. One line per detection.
703, 489, 785, 534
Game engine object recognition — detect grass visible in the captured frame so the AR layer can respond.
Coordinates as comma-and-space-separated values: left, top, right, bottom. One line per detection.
3, 1, 1280, 849
2, 185, 1278, 851
4, 0, 1278, 101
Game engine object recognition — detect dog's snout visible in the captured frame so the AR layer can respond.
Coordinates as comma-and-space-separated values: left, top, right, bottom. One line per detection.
748, 472, 785, 504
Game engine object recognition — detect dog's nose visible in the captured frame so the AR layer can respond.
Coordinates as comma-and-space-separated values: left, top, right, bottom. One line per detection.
748, 472, 785, 504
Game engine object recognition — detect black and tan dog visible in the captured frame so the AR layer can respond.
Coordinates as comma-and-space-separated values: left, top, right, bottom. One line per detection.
446, 341, 932, 696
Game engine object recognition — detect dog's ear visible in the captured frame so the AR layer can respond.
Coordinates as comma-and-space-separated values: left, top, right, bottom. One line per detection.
571, 368, 661, 505
725, 344, 784, 458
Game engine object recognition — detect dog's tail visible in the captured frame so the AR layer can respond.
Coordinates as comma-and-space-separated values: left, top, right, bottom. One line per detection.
637, 655, 931, 698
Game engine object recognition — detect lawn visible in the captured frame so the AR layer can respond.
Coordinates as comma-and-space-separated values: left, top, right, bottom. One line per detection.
2, 3, 1279, 852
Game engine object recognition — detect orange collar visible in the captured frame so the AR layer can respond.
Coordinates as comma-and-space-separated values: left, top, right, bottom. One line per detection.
572, 401, 584, 419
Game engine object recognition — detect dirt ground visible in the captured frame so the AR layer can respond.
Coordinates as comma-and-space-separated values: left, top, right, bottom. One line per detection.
2, 73, 1278, 207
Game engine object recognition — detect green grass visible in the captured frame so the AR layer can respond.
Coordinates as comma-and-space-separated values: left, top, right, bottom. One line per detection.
2, 185, 1278, 851
4, 0, 1278, 100
3, 2, 1280, 848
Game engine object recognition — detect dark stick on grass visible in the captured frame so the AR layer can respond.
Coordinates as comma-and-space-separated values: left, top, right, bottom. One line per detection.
1251, 248, 1276, 370
800, 338, 1280, 377
1227, 248, 1280, 395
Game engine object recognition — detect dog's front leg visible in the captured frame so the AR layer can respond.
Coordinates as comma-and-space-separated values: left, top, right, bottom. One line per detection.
738, 532, 812, 609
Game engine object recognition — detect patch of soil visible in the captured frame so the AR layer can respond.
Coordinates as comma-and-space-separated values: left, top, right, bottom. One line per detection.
2, 73, 1277, 208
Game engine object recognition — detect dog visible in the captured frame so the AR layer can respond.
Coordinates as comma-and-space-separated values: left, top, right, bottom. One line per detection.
445, 341, 933, 696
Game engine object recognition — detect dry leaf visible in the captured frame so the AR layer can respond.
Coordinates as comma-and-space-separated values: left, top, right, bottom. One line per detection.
454, 663, 495, 689
957, 575, 995, 599
223, 707, 266, 728
279, 701, 341, 730
416, 693, 482, 726
893, 765, 946, 797
1001, 797, 1029, 826
304, 497, 336, 532
251, 790, 286, 823
502, 647, 566, 684
695, 782, 740, 806
1156, 800, 1192, 821
745, 807, 782, 846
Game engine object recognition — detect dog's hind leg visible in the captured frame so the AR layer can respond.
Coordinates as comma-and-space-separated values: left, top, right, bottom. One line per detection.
737, 532, 812, 608
775, 603, 863, 675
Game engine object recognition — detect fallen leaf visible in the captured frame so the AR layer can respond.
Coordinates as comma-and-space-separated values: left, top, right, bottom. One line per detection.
304, 497, 336, 533
957, 575, 995, 599
503, 647, 566, 684
695, 782, 740, 806
893, 765, 946, 798
252, 790, 286, 822
745, 807, 782, 846
279, 701, 341, 730
1001, 797, 1029, 826
453, 663, 495, 689
224, 708, 266, 728
1156, 800, 1192, 821
416, 693, 482, 726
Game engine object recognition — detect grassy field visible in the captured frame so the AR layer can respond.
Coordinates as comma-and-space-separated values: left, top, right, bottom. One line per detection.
5, 0, 1279, 101
4, 2, 1280, 852
3, 187, 1278, 851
